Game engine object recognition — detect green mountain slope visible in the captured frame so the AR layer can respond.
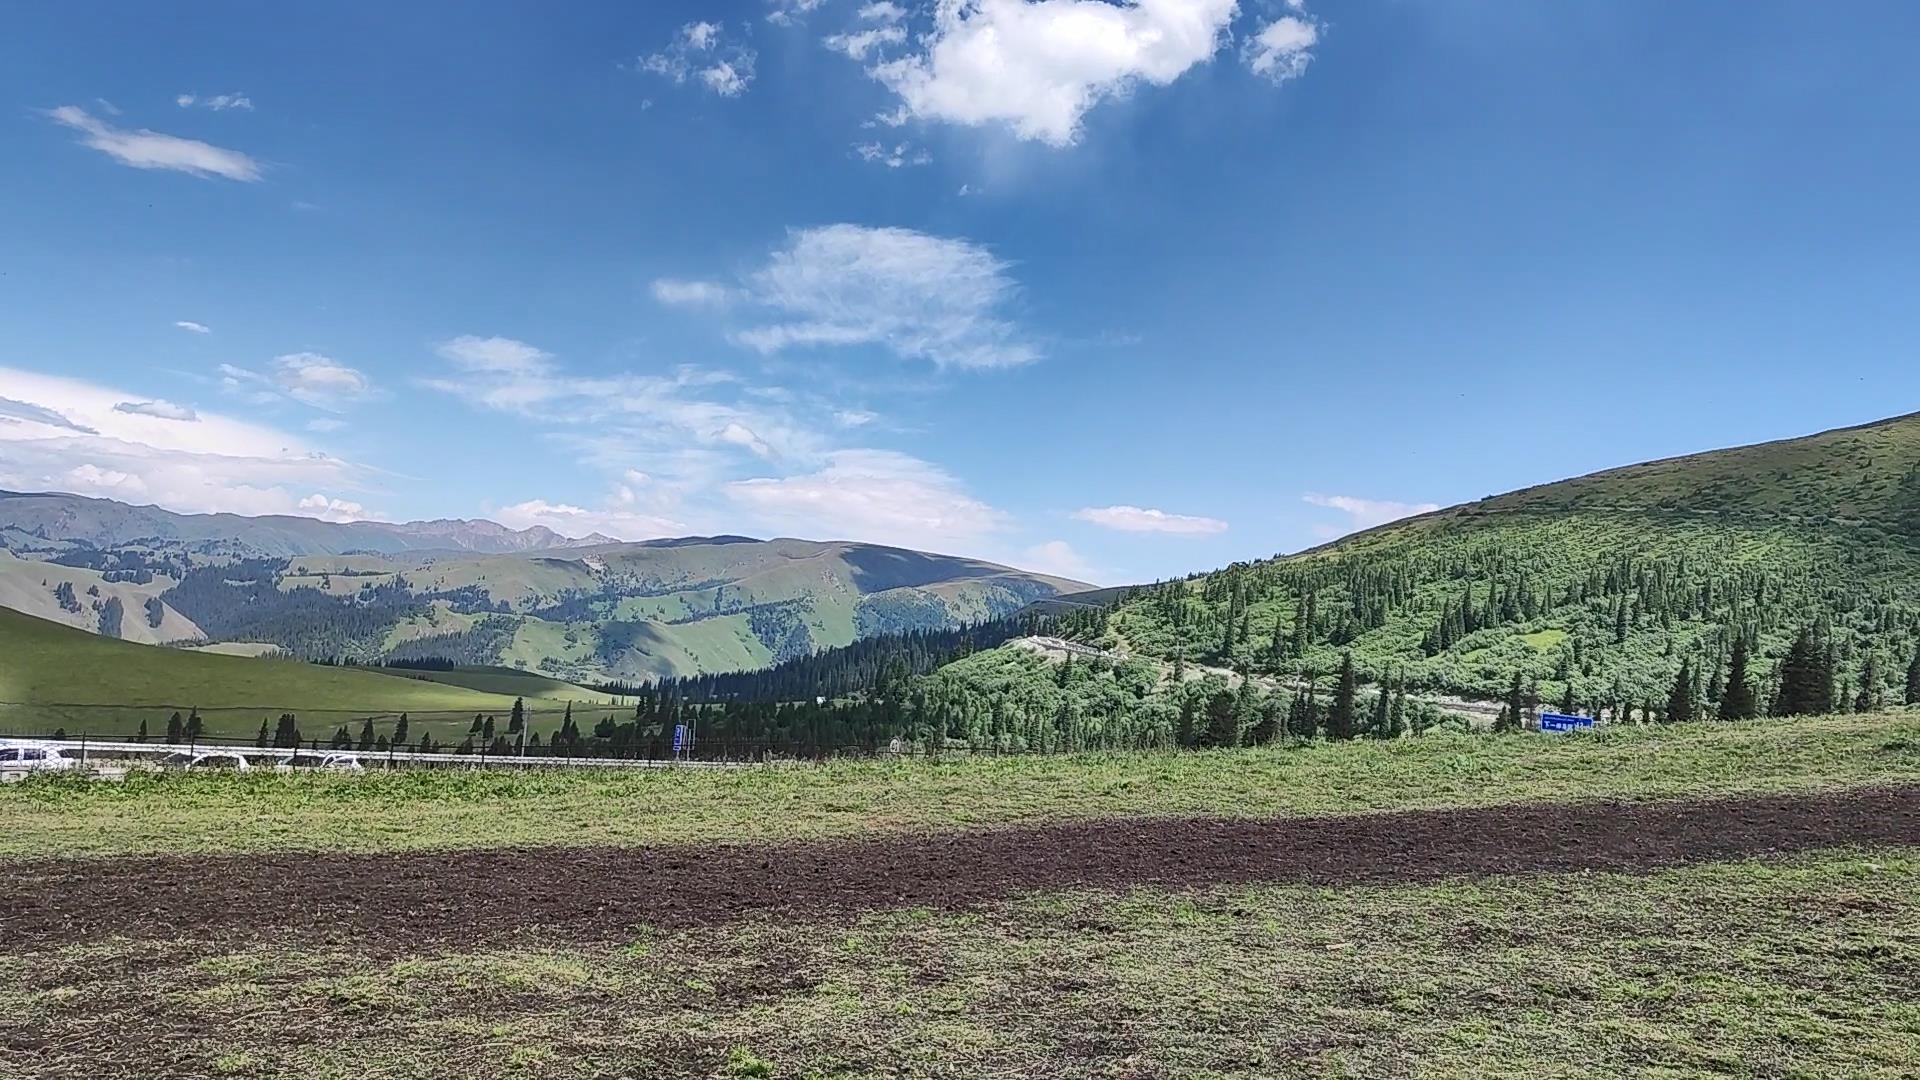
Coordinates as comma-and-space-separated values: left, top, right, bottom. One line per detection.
0, 606, 629, 739
1015, 413, 1920, 718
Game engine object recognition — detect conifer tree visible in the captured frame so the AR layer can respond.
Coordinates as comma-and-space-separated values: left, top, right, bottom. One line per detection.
1773, 627, 1832, 717
134, 718, 149, 744
357, 717, 376, 751
1908, 646, 1920, 706
1855, 653, 1882, 713
393, 712, 410, 747
1717, 636, 1757, 720
1327, 652, 1358, 740
1665, 659, 1696, 725
1495, 671, 1524, 733
256, 719, 270, 748
1389, 681, 1408, 738
165, 711, 184, 744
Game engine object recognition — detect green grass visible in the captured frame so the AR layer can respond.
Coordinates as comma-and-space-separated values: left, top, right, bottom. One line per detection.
7, 847, 1914, 1077
0, 606, 627, 739
5, 711, 1915, 858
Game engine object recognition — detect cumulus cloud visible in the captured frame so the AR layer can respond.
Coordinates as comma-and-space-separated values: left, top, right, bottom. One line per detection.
0, 366, 370, 517
46, 105, 262, 181
766, 0, 827, 25
732, 224, 1039, 369
1302, 493, 1440, 535
297, 493, 376, 522
864, 0, 1237, 146
726, 449, 1008, 552
1073, 504, 1228, 535
650, 278, 736, 307
271, 353, 374, 410
639, 21, 758, 97
176, 92, 254, 111
1245, 12, 1320, 83
112, 399, 198, 421
173, 320, 211, 334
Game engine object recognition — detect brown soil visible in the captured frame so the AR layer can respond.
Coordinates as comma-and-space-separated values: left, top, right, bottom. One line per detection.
6, 785, 1916, 951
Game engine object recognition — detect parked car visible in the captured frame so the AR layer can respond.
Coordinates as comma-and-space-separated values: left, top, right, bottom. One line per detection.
0, 741, 79, 778
156, 750, 252, 772
275, 751, 365, 772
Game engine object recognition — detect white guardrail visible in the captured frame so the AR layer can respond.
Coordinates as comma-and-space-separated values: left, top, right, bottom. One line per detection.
7, 738, 747, 771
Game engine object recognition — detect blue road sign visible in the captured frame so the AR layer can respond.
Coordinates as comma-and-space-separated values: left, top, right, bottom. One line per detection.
1539, 712, 1595, 732
672, 723, 687, 754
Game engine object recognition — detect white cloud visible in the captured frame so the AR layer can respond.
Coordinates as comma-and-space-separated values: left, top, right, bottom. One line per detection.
1245, 13, 1319, 83
864, 0, 1237, 146
651, 278, 736, 307
173, 320, 211, 334
726, 449, 1008, 552
824, 24, 907, 59
493, 498, 686, 541
854, 140, 931, 167
0, 366, 370, 518
1074, 504, 1228, 535
1020, 539, 1099, 582
767, 0, 827, 25
297, 493, 376, 522
176, 92, 254, 112
640, 21, 757, 97
112, 399, 198, 422
435, 335, 554, 376
732, 224, 1039, 369
859, 2, 907, 22
46, 105, 262, 181
306, 417, 347, 433
834, 408, 877, 427
1302, 493, 1440, 534
270, 353, 374, 410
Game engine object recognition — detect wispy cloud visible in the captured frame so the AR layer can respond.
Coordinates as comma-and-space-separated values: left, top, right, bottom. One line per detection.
853, 141, 930, 168
651, 278, 737, 307
46, 105, 262, 181
1245, 12, 1321, 84
113, 399, 198, 422
638, 21, 757, 97
1302, 493, 1440, 536
726, 449, 1008, 552
729, 224, 1040, 370
1074, 505, 1228, 536
173, 320, 212, 334
0, 366, 368, 517
176, 92, 254, 112
220, 354, 375, 411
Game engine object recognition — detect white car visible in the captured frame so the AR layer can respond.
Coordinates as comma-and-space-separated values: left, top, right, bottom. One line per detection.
0, 741, 79, 778
274, 751, 365, 773
157, 750, 253, 772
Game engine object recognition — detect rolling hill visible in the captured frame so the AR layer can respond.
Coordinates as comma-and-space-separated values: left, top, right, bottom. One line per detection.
0, 606, 631, 739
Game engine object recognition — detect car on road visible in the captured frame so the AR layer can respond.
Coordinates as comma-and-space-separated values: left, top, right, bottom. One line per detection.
156, 750, 253, 772
274, 751, 365, 772
0, 740, 80, 779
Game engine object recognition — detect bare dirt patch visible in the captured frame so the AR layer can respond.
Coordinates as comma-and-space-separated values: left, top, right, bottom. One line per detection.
6, 785, 1916, 952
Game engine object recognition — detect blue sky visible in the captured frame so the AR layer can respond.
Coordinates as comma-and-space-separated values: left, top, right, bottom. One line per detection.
3, 0, 1918, 585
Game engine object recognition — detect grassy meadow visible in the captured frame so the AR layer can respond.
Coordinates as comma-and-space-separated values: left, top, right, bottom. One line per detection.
4, 711, 1914, 858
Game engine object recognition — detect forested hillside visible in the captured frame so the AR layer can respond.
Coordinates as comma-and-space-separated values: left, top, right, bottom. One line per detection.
1076, 412, 1920, 719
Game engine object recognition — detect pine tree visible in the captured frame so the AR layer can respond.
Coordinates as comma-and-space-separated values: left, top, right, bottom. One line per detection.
185, 708, 203, 742
1773, 627, 1833, 717
357, 717, 376, 751
1717, 636, 1757, 720
1855, 653, 1882, 713
1665, 659, 1695, 725
1908, 646, 1920, 706
134, 718, 149, 743
1495, 671, 1524, 733
256, 719, 270, 748
510, 696, 526, 734
1204, 689, 1240, 748
1370, 688, 1390, 739
1327, 652, 1358, 740
165, 711, 184, 744
393, 712, 410, 747
1558, 681, 1575, 717
1389, 681, 1408, 738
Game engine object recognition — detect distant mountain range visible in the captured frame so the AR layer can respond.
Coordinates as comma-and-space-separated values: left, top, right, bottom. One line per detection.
0, 490, 1091, 681
0, 490, 619, 556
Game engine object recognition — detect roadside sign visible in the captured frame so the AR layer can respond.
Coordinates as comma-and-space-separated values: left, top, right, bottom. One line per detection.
672, 723, 687, 755
1539, 712, 1595, 733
